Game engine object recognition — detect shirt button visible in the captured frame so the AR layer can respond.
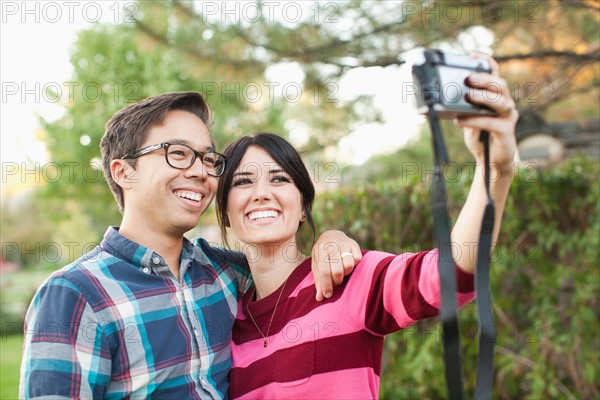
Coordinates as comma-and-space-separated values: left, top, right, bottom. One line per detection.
152, 256, 161, 264
142, 267, 150, 274
194, 328, 199, 336
200, 376, 208, 387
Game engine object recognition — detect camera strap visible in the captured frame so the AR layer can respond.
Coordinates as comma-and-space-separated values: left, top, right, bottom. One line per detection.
427, 109, 496, 400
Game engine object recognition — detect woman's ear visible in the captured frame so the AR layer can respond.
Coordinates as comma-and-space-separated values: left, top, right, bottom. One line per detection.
110, 159, 136, 190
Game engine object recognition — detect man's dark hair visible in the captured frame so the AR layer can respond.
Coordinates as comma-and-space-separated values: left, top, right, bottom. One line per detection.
100, 92, 212, 212
215, 132, 316, 249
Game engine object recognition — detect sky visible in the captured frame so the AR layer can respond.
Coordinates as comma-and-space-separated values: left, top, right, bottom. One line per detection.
1, 1, 106, 165
0, 1, 425, 176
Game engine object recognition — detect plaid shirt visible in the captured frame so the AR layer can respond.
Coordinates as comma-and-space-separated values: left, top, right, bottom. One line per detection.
19, 227, 251, 399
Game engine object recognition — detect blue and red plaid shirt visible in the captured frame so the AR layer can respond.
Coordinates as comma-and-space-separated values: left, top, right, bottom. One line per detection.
19, 227, 251, 399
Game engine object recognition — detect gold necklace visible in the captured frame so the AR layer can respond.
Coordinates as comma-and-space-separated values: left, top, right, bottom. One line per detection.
245, 277, 290, 348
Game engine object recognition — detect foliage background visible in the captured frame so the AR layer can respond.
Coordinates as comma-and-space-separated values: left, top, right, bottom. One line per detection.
1, 0, 599, 398
314, 157, 599, 399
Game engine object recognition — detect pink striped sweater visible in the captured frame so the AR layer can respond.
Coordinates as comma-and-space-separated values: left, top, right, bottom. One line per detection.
230, 249, 475, 399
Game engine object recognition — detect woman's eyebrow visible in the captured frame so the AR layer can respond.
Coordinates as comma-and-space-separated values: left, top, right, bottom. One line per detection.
232, 171, 253, 177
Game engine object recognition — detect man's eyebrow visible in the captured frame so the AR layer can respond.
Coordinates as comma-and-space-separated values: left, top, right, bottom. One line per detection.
169, 139, 215, 151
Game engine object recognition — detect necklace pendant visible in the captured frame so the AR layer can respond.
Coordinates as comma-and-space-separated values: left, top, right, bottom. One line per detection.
263, 340, 267, 348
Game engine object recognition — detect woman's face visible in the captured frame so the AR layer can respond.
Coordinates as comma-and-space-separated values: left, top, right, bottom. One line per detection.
226, 146, 304, 247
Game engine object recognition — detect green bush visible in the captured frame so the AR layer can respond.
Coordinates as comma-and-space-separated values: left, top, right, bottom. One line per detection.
0, 267, 55, 336
314, 156, 599, 399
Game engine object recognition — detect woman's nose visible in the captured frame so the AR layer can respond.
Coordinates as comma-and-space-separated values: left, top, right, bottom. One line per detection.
251, 180, 272, 201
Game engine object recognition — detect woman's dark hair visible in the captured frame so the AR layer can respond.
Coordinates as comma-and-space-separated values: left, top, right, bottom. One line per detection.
216, 132, 316, 249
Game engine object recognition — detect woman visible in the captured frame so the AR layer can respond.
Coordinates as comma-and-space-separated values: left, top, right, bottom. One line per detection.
217, 55, 518, 399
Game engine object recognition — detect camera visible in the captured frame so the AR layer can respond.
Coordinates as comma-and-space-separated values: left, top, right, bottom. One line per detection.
408, 49, 497, 119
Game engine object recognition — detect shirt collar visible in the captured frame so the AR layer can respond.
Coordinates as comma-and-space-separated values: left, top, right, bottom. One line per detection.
101, 226, 198, 274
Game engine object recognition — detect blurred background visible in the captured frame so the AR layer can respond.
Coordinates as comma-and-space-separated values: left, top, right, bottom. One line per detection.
1, 0, 598, 398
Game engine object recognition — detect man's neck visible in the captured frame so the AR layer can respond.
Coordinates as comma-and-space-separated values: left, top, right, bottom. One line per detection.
119, 219, 184, 280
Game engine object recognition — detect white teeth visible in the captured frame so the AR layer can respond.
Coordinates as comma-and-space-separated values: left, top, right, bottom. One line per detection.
175, 190, 202, 202
248, 210, 279, 221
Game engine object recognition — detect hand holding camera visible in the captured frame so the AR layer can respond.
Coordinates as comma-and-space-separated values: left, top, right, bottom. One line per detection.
410, 49, 518, 172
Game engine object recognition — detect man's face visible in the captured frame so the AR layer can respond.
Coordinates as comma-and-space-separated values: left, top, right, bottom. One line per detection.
122, 110, 217, 236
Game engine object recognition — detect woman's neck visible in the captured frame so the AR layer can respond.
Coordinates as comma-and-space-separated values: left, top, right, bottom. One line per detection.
245, 242, 307, 300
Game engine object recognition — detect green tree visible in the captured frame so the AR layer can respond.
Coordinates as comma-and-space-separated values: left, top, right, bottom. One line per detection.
36, 0, 599, 248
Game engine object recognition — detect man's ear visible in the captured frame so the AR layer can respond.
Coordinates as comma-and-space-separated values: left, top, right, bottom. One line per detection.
110, 159, 137, 190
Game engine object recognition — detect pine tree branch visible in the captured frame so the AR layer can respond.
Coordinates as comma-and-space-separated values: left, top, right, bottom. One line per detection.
495, 50, 600, 63
135, 20, 264, 67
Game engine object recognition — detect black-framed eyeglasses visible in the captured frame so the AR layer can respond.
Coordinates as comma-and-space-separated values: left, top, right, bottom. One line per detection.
121, 142, 227, 177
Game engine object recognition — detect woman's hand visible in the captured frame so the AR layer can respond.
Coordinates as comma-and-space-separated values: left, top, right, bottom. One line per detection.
456, 53, 519, 174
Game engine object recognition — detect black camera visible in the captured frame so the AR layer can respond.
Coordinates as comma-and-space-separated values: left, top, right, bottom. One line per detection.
408, 49, 497, 119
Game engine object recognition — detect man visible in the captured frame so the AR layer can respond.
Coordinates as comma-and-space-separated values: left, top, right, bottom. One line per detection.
19, 92, 360, 399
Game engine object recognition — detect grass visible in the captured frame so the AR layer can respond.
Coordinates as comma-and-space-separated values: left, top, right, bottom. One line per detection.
0, 266, 55, 400
0, 334, 23, 400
